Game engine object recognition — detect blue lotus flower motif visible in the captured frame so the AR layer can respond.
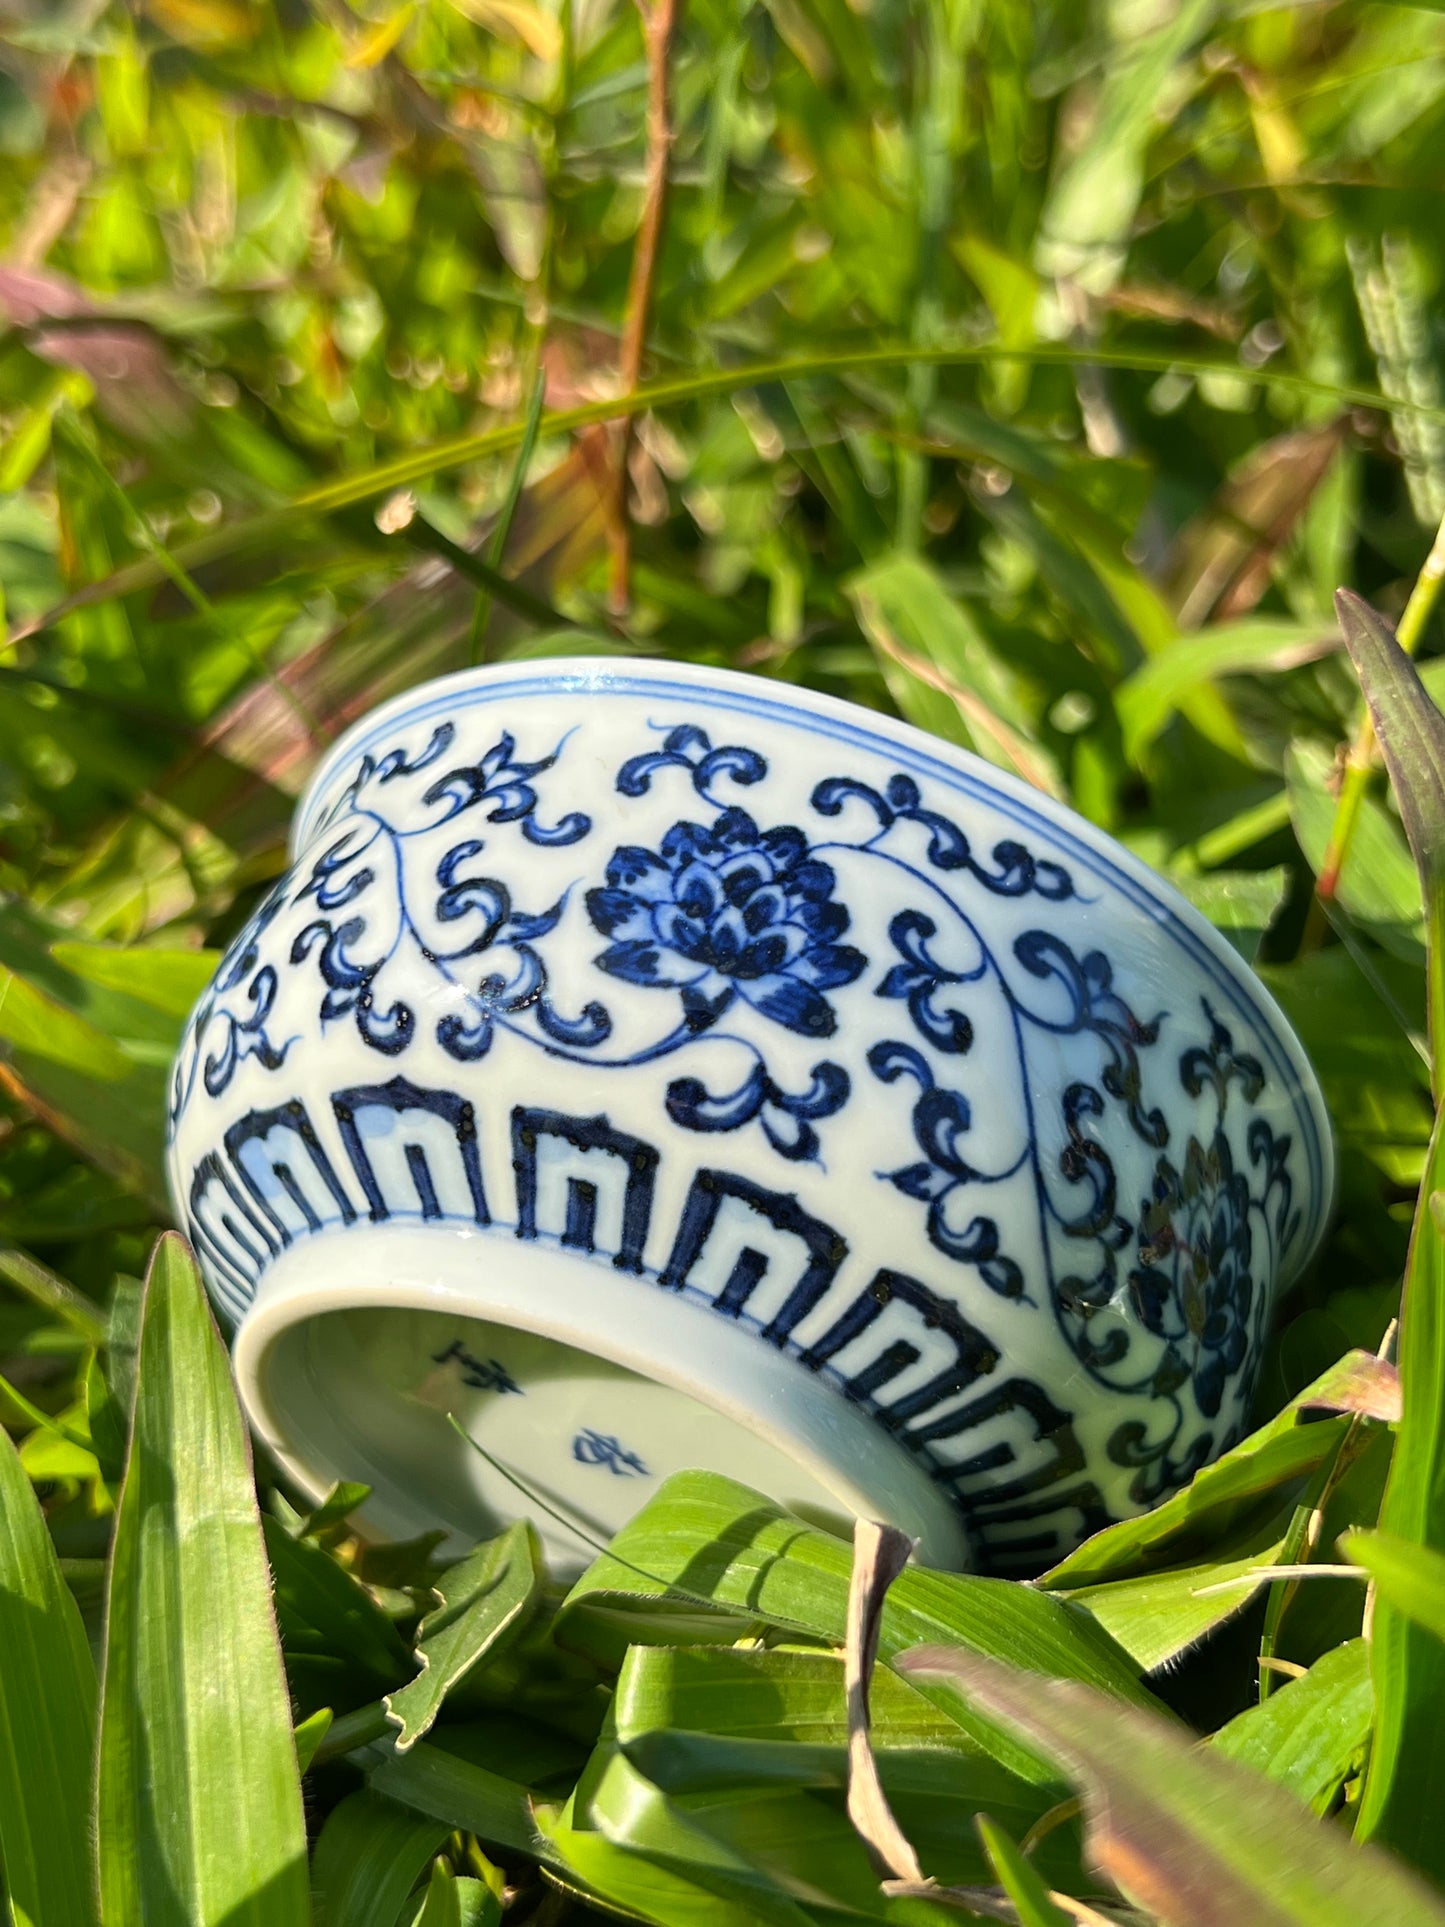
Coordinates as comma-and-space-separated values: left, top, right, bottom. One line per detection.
585, 807, 867, 1039
1129, 1129, 1255, 1420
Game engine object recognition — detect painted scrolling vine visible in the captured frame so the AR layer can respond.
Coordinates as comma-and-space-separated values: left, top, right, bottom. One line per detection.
171, 714, 1300, 1510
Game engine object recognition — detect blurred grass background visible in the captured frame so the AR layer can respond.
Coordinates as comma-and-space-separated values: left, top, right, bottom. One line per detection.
0, 0, 1443, 1694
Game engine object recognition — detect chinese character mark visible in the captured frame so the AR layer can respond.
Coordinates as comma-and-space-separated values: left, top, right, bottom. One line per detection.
431, 1337, 522, 1397
572, 1428, 648, 1476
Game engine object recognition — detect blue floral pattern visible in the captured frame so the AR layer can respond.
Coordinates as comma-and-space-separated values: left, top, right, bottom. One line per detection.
1052, 1008, 1295, 1501
1131, 1126, 1254, 1420
586, 808, 867, 1041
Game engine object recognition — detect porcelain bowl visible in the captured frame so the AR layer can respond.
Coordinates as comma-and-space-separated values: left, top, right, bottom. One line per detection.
165, 657, 1333, 1575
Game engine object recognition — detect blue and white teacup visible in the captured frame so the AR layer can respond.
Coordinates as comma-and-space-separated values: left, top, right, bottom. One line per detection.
166, 657, 1333, 1574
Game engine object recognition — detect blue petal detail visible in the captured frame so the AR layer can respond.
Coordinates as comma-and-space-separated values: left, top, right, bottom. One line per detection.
585, 778, 865, 1042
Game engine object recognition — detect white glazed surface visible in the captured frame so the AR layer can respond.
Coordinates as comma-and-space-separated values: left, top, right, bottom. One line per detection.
167, 657, 1333, 1574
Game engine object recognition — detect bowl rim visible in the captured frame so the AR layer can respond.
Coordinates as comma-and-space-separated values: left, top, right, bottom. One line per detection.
288, 652, 1336, 1276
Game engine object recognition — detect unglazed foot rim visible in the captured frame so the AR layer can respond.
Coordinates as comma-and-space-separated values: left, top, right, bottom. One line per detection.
234, 1223, 973, 1573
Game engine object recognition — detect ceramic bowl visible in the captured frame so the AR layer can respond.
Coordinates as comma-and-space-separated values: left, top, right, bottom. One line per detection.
166, 657, 1333, 1575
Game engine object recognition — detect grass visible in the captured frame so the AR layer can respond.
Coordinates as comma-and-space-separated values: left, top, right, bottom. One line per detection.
2, 0, 1445, 1921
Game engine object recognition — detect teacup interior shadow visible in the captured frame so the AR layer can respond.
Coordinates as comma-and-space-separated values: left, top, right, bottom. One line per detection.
259, 1304, 860, 1575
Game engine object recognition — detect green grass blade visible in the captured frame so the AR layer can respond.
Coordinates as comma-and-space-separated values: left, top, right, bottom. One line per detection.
1335, 587, 1445, 1087
1346, 1531, 1445, 1644
1293, 735, 1426, 950
0, 960, 133, 1079
0, 906, 176, 1208
1040, 1364, 1367, 1589
0, 1424, 99, 1927
408, 1862, 501, 1927
556, 1470, 1154, 1786
974, 1814, 1071, 1927
0, 1364, 96, 1453
96, 1232, 309, 1927
607, 1643, 1084, 1893
48, 943, 220, 1021
263, 1513, 412, 1702
365, 1739, 560, 1865
1210, 1641, 1373, 1814
1337, 588, 1445, 865
569, 1717, 1034, 1921
901, 1648, 1445, 1927
558, 1471, 1150, 1697
386, 1522, 541, 1751
1057, 1508, 1295, 1672
1116, 618, 1339, 764
469, 365, 546, 661
1355, 1110, 1445, 1875
295, 1480, 372, 1537
293, 1709, 333, 1776
607, 1642, 973, 1751
310, 1790, 448, 1927
0, 1243, 108, 1344
539, 1755, 816, 1927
